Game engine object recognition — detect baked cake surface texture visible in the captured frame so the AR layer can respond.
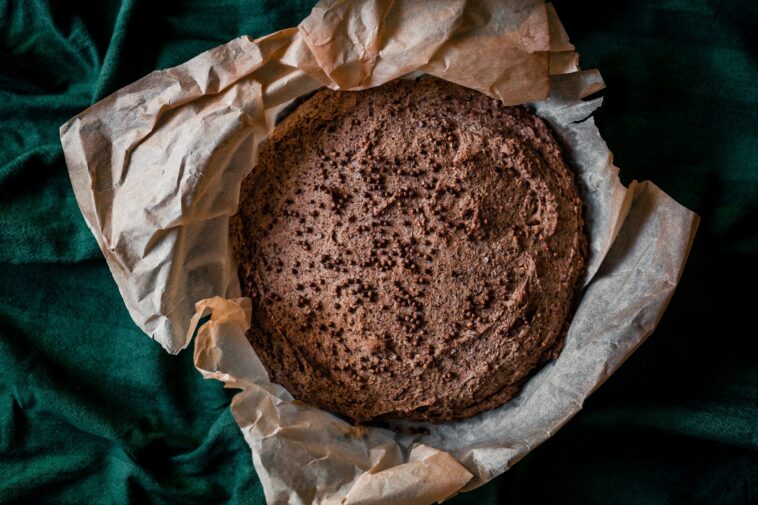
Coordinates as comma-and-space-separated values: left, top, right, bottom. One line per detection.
233, 78, 586, 422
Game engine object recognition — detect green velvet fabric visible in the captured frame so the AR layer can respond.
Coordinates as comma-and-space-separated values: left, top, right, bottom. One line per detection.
1, 0, 755, 503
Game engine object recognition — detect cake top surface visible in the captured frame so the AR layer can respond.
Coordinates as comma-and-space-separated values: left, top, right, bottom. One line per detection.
233, 77, 586, 422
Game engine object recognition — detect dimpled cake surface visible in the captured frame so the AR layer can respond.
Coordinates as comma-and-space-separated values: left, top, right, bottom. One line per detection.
232, 77, 587, 422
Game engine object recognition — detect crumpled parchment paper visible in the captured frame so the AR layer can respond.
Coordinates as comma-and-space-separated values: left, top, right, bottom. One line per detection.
60, 1, 699, 504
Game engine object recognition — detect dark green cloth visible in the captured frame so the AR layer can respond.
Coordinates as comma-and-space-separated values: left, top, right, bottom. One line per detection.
1, 0, 756, 503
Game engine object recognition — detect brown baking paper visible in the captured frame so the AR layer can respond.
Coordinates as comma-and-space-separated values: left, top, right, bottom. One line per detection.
60, 1, 698, 504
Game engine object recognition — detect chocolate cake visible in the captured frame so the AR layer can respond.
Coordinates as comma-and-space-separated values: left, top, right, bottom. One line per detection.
232, 78, 586, 422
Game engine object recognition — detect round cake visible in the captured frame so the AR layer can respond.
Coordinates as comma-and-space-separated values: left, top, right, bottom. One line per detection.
233, 78, 586, 422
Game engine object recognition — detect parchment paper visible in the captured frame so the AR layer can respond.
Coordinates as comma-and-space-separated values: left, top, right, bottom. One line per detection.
60, 1, 699, 504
